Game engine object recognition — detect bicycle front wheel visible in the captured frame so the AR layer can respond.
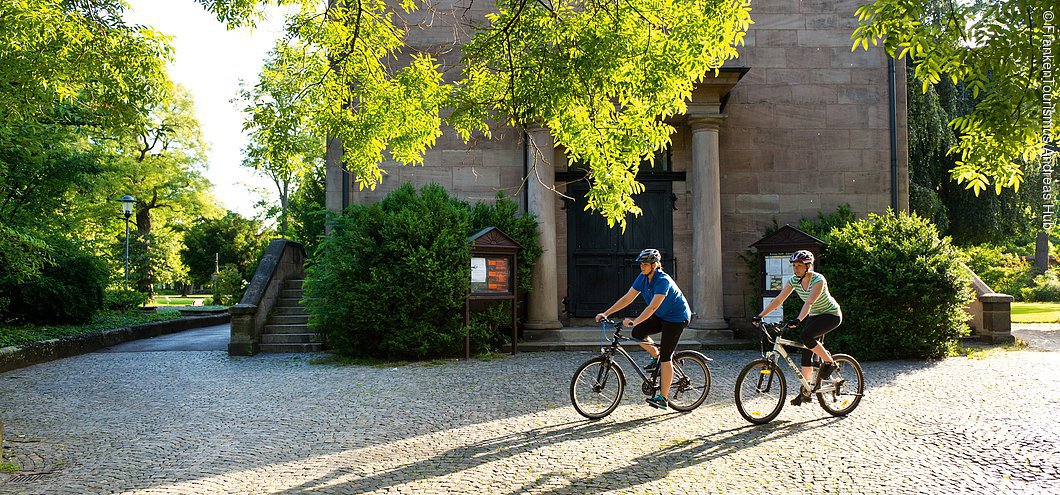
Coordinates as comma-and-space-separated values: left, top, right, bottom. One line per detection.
570, 356, 625, 419
667, 351, 711, 412
734, 358, 786, 424
816, 353, 864, 416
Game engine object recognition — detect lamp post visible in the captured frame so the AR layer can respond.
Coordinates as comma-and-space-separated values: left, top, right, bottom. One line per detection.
119, 195, 136, 290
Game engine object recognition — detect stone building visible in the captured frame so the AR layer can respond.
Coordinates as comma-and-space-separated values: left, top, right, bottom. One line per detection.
324, 0, 910, 341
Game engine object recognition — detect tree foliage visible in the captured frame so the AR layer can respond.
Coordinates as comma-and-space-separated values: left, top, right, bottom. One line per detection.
907, 69, 1043, 245
239, 42, 325, 234
181, 211, 271, 286
853, 0, 1056, 196
206, 0, 753, 228
0, 0, 171, 139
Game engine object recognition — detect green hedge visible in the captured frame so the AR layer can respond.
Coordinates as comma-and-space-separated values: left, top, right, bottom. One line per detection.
825, 211, 972, 360
305, 183, 538, 359
1021, 269, 1060, 302
1, 241, 108, 325
963, 244, 1035, 299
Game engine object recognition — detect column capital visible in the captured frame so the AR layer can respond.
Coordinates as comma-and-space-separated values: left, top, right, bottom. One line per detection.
688, 115, 726, 131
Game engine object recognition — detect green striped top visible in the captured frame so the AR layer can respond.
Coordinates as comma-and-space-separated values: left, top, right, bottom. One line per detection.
788, 272, 841, 317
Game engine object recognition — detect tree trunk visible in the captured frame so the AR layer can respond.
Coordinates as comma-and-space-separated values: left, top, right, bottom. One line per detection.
135, 207, 154, 296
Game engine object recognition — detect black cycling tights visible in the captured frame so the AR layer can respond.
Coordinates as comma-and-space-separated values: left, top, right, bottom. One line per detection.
632, 315, 688, 363
800, 314, 842, 366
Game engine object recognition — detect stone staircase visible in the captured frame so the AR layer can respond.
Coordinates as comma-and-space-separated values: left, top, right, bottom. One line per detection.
260, 279, 322, 353
516, 318, 754, 352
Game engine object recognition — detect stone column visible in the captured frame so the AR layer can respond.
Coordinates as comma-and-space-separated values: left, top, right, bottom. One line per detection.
688, 117, 729, 332
524, 126, 562, 330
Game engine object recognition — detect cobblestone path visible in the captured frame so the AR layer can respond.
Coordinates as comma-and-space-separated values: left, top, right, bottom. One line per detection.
1, 326, 1058, 494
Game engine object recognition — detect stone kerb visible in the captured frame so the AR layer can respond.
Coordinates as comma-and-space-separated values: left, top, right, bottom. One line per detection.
0, 313, 231, 374
964, 266, 1015, 344
228, 239, 307, 356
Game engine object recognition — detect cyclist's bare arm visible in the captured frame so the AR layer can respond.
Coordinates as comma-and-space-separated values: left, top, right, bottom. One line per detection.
596, 288, 640, 322
759, 282, 795, 317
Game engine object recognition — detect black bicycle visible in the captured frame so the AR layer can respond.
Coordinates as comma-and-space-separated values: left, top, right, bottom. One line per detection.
570, 317, 712, 419
734, 320, 865, 424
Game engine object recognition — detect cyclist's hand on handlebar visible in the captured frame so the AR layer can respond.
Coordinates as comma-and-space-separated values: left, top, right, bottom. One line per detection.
783, 318, 801, 328
595, 313, 607, 323
622, 318, 635, 328
751, 315, 762, 325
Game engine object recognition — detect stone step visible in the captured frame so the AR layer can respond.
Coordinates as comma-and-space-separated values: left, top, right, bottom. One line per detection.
279, 288, 304, 299
272, 306, 309, 315
283, 279, 305, 290
261, 333, 319, 344
265, 324, 311, 335
260, 342, 324, 353
267, 314, 309, 325
276, 297, 304, 307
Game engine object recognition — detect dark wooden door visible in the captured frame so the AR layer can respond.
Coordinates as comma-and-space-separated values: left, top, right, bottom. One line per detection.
566, 181, 675, 317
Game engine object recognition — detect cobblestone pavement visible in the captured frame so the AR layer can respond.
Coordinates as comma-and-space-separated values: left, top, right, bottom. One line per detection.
1, 326, 1058, 495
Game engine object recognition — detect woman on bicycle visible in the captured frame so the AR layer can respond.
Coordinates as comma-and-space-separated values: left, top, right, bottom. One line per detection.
595, 248, 692, 410
753, 250, 842, 406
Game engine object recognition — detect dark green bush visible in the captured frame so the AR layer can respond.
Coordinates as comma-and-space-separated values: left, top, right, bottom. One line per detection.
824, 211, 972, 360
305, 183, 475, 358
1020, 269, 1060, 302
467, 301, 514, 355
104, 288, 150, 311
963, 244, 1035, 299
3, 242, 108, 324
213, 264, 247, 306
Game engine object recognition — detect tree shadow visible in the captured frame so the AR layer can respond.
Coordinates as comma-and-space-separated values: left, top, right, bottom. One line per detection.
270, 414, 683, 495
502, 416, 840, 495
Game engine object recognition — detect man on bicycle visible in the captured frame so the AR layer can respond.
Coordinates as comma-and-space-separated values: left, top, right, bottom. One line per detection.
753, 250, 842, 406
595, 248, 692, 410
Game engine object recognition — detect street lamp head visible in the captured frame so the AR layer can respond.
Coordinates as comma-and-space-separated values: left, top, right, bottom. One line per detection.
119, 195, 136, 218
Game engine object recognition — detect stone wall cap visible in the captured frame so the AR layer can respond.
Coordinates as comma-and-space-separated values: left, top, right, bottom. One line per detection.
230, 304, 258, 315
979, 293, 1014, 303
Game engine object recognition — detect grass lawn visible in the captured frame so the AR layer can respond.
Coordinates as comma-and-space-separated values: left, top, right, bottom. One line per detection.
0, 310, 182, 348
150, 295, 213, 307
1011, 302, 1060, 323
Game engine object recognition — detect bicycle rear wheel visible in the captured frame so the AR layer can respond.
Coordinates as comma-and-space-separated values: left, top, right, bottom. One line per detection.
667, 351, 711, 411
816, 353, 864, 416
734, 358, 786, 424
570, 356, 625, 419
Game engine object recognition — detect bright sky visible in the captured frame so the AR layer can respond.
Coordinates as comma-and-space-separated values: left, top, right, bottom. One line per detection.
123, 0, 291, 219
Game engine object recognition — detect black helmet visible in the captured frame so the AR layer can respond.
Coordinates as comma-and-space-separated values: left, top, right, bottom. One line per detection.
636, 248, 662, 264
789, 250, 814, 265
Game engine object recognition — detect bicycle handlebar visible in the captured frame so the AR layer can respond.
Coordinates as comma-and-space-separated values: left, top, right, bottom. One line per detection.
754, 320, 784, 344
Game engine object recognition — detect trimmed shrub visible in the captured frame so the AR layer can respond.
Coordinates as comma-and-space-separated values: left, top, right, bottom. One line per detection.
305, 183, 474, 359
963, 244, 1035, 299
824, 211, 972, 360
3, 243, 108, 324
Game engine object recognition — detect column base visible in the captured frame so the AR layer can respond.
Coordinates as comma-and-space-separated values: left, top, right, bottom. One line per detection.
688, 318, 728, 330
523, 319, 563, 330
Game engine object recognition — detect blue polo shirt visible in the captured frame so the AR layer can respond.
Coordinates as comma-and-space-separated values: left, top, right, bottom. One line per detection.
631, 269, 692, 323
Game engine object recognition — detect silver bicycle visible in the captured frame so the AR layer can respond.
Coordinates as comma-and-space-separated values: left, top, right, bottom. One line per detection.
734, 320, 864, 424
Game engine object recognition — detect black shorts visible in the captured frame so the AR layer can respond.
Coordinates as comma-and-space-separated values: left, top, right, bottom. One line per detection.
631, 315, 688, 363
800, 314, 842, 366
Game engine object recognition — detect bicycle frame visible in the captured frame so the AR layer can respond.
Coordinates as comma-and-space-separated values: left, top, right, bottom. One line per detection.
756, 322, 842, 395
595, 320, 659, 388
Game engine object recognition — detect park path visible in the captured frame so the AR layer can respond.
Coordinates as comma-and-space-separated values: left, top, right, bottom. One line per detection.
0, 324, 1057, 494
